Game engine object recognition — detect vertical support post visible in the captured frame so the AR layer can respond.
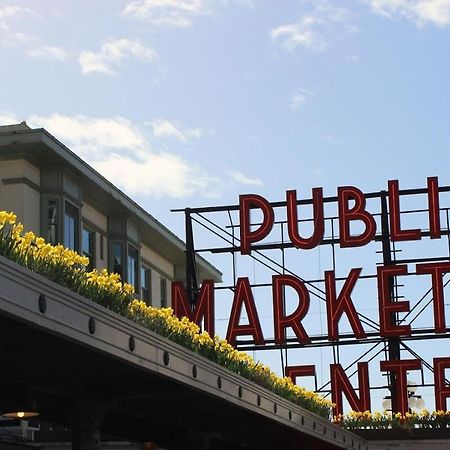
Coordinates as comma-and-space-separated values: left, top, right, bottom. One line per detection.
73, 428, 101, 450
71, 402, 106, 450
380, 190, 401, 413
185, 208, 198, 309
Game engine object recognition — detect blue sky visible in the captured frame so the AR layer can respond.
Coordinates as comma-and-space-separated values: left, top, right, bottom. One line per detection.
2, 0, 450, 411
2, 0, 450, 229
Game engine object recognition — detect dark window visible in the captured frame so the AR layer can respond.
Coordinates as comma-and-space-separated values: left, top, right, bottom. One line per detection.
160, 277, 167, 308
127, 246, 138, 289
64, 202, 79, 251
141, 266, 151, 304
100, 235, 104, 260
82, 228, 95, 270
47, 200, 58, 245
113, 243, 123, 277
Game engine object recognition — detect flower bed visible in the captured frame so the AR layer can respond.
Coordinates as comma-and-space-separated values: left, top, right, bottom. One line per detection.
0, 211, 332, 418
334, 409, 450, 430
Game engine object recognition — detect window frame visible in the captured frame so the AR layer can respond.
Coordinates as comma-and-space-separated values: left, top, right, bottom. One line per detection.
140, 264, 152, 305
82, 227, 96, 270
112, 242, 124, 278
127, 245, 139, 291
64, 201, 79, 251
46, 198, 59, 245
160, 277, 167, 308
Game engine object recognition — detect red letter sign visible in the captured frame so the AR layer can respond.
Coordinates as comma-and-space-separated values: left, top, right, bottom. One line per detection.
388, 179, 421, 242
226, 277, 264, 346
239, 194, 274, 255
326, 268, 366, 341
428, 176, 441, 239
416, 262, 450, 333
273, 275, 310, 345
172, 280, 215, 336
378, 265, 411, 337
380, 359, 422, 415
331, 363, 370, 416
434, 357, 450, 411
286, 365, 316, 385
286, 188, 324, 249
338, 186, 376, 248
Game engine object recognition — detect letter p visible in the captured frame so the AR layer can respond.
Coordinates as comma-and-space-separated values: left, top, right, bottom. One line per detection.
239, 194, 274, 255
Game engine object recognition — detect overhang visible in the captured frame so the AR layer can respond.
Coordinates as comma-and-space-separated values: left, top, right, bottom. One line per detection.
0, 256, 366, 449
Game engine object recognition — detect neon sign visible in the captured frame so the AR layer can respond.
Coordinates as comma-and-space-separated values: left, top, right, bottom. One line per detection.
173, 177, 450, 415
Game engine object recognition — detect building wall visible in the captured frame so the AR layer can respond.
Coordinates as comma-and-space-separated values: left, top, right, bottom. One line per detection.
141, 244, 173, 307
0, 159, 40, 185
0, 159, 40, 232
0, 157, 175, 308
140, 244, 174, 278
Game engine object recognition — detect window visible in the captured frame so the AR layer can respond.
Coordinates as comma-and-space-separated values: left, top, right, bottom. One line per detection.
127, 246, 138, 290
160, 277, 167, 308
82, 228, 95, 270
113, 243, 124, 277
47, 200, 58, 245
64, 202, 79, 251
141, 266, 151, 304
100, 235, 104, 260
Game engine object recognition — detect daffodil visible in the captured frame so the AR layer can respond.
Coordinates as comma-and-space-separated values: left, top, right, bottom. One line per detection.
0, 210, 332, 419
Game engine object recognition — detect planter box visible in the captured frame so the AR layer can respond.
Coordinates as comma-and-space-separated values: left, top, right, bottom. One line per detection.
353, 428, 450, 440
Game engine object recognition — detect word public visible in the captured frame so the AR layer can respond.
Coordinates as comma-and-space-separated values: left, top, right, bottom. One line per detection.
173, 177, 450, 414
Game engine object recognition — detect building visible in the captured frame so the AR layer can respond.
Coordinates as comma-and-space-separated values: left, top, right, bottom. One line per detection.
0, 122, 222, 306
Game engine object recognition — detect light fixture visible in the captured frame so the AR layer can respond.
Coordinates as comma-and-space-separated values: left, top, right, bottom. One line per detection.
2, 397, 39, 418
382, 396, 392, 411
407, 379, 417, 394
382, 394, 425, 412
407, 379, 425, 411
415, 396, 425, 410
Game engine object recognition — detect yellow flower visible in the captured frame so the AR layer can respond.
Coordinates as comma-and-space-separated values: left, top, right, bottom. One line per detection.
0, 209, 332, 419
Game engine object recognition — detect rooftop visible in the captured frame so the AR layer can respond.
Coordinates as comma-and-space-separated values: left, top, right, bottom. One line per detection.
0, 122, 222, 282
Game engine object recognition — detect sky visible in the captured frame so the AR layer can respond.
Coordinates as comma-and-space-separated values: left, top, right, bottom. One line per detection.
2, 0, 450, 412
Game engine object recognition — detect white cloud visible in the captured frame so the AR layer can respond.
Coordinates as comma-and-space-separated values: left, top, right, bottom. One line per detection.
290, 92, 305, 111
346, 53, 359, 62
0, 5, 35, 47
26, 114, 218, 198
93, 153, 216, 198
271, 22, 326, 52
271, 1, 354, 52
0, 5, 34, 20
0, 112, 19, 125
322, 134, 343, 146
27, 45, 67, 61
79, 38, 158, 75
0, 31, 34, 47
289, 88, 315, 111
233, 0, 256, 6
122, 0, 255, 27
149, 119, 205, 142
122, 0, 213, 27
368, 0, 450, 26
27, 114, 147, 159
230, 170, 263, 186
0, 5, 68, 61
